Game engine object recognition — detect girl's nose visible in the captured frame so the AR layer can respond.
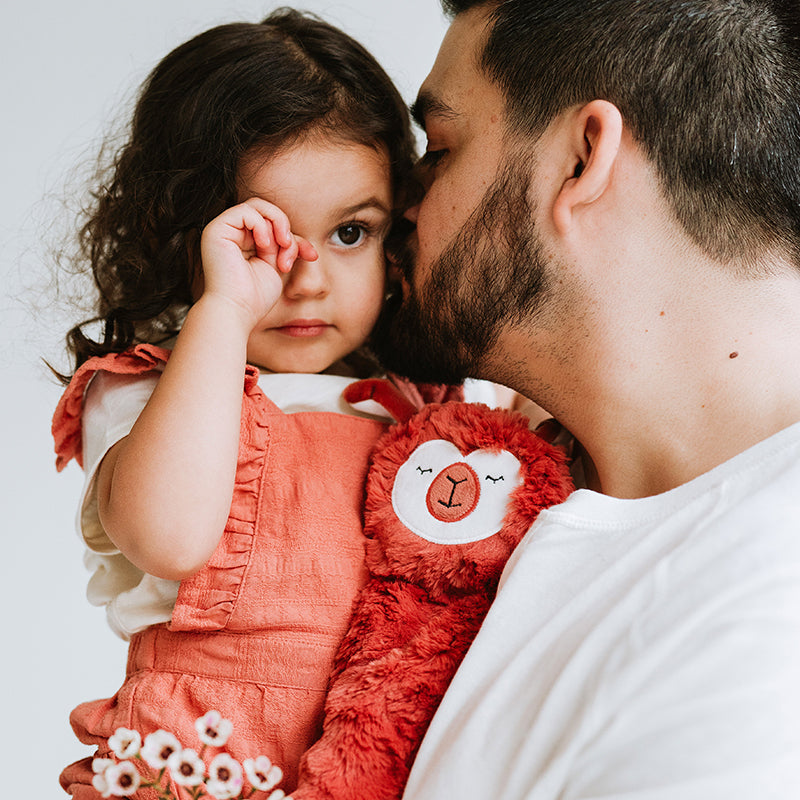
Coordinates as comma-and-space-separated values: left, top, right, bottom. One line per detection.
284, 256, 329, 299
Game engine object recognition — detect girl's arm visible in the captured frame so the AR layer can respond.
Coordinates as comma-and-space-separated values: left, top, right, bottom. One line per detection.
95, 199, 316, 581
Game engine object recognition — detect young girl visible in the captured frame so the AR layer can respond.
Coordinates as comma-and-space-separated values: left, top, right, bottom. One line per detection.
51, 9, 444, 797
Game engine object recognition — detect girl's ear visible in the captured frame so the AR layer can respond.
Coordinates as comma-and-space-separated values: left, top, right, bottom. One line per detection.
552, 100, 623, 236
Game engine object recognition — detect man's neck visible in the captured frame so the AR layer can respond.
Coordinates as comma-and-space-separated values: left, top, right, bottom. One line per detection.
499, 269, 800, 499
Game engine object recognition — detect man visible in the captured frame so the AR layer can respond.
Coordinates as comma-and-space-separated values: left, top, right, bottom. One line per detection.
371, 1, 800, 797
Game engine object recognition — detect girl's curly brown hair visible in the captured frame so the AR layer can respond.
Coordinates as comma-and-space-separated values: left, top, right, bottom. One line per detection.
59, 7, 416, 381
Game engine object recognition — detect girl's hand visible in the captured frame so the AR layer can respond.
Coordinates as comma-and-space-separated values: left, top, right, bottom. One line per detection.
199, 197, 318, 330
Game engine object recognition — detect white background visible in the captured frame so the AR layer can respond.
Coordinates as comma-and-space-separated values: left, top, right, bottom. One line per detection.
0, 2, 447, 792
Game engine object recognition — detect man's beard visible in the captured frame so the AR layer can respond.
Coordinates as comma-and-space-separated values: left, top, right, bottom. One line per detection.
371, 158, 551, 386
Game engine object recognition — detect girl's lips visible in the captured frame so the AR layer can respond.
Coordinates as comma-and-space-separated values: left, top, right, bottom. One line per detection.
274, 319, 332, 337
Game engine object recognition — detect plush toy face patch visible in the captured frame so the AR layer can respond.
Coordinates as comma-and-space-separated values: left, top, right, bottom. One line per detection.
391, 439, 523, 545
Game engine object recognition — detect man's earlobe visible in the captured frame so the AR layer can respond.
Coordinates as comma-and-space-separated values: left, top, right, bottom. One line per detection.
552, 100, 623, 236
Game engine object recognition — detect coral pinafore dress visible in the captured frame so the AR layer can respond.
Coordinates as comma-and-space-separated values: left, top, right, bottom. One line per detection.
53, 345, 388, 797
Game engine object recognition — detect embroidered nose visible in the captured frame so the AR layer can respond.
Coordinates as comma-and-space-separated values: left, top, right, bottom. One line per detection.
425, 462, 480, 522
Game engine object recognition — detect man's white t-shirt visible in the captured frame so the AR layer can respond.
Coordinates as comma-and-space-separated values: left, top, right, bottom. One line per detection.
404, 422, 800, 799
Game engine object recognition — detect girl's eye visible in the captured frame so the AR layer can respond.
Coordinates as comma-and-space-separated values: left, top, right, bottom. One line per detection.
332, 224, 366, 247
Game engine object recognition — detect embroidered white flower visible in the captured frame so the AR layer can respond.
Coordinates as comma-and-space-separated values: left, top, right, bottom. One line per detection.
195, 710, 234, 747
91, 759, 115, 797
95, 711, 287, 800
91, 776, 110, 797
92, 758, 115, 774
103, 761, 141, 797
167, 746, 205, 787
109, 727, 142, 759
141, 729, 182, 769
206, 753, 244, 799
91, 771, 111, 797
244, 755, 283, 791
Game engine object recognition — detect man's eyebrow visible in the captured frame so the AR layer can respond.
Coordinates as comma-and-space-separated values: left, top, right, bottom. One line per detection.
410, 91, 459, 131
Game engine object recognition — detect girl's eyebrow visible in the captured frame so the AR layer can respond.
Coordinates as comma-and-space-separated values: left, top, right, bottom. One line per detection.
337, 198, 391, 218
411, 91, 460, 132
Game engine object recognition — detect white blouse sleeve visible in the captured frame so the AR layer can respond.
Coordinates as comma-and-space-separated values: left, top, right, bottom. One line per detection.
78, 369, 159, 553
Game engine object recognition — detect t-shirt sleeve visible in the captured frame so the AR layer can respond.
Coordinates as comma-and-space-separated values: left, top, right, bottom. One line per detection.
78, 370, 159, 553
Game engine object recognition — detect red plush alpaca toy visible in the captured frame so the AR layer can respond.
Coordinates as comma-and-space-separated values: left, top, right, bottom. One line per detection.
290, 379, 573, 800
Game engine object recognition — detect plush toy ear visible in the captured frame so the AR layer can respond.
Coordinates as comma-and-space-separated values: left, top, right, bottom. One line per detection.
343, 379, 418, 423
387, 374, 465, 406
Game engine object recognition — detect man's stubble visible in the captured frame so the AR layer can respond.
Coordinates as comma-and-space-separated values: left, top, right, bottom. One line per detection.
371, 157, 553, 387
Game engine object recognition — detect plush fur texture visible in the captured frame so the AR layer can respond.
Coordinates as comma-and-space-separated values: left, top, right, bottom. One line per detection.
291, 381, 573, 800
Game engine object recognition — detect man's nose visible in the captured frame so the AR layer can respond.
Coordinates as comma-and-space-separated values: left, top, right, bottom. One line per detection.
384, 216, 416, 267
404, 203, 420, 224
401, 164, 426, 225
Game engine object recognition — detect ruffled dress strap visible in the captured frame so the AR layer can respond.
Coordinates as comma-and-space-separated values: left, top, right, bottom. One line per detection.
169, 366, 270, 632
52, 344, 172, 471
52, 344, 264, 473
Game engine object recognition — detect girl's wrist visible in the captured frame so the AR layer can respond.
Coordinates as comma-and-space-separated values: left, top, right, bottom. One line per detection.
187, 293, 259, 340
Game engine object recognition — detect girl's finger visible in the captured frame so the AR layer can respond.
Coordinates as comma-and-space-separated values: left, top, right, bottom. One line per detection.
274, 235, 317, 273
295, 235, 318, 263
216, 200, 261, 231
277, 235, 300, 273
250, 214, 273, 253
243, 197, 294, 250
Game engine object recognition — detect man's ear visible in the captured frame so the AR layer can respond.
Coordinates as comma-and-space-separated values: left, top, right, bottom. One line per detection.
552, 100, 623, 236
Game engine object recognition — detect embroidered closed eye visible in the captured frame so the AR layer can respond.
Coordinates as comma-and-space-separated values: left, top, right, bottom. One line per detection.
416, 466, 433, 475
485, 475, 505, 483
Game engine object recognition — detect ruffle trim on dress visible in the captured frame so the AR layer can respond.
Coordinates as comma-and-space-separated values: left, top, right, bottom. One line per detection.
52, 344, 171, 471
53, 343, 266, 632
169, 364, 267, 631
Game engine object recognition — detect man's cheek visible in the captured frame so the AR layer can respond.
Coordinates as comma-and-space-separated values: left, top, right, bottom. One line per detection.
415, 209, 450, 267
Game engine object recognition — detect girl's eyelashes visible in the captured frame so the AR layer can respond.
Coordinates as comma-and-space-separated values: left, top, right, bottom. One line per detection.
330, 219, 384, 248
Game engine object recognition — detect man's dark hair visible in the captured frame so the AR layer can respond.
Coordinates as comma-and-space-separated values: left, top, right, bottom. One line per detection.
441, 0, 800, 266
